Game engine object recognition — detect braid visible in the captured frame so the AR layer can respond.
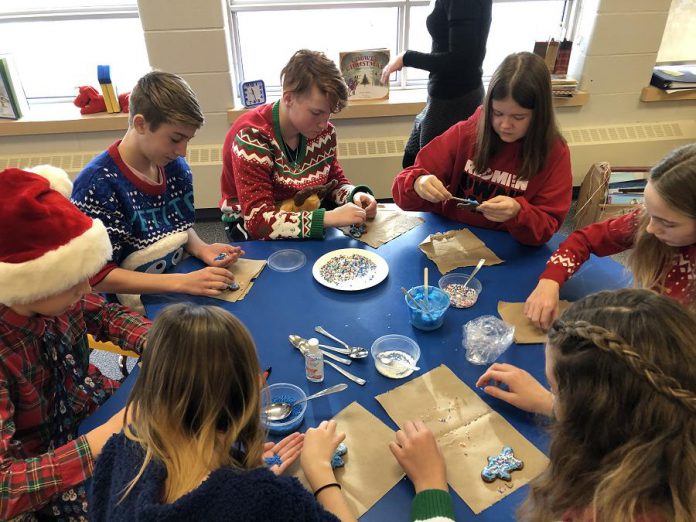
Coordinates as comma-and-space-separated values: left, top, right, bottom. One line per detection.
551, 320, 696, 414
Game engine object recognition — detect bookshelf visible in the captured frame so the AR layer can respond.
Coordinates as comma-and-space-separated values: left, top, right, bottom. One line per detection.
640, 86, 696, 103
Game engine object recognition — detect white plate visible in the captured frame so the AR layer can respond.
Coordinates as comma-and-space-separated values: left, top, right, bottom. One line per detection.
312, 248, 389, 291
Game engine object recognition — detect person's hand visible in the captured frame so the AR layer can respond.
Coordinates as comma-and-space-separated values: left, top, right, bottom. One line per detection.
353, 192, 378, 219
476, 363, 553, 416
477, 195, 522, 222
324, 203, 367, 228
524, 279, 561, 331
263, 432, 304, 476
389, 420, 447, 493
84, 407, 127, 456
301, 420, 345, 489
176, 266, 235, 296
381, 52, 406, 84
198, 243, 244, 267
414, 175, 452, 203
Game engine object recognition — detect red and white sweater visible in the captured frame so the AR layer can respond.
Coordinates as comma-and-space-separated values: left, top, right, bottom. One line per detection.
392, 106, 572, 246
220, 101, 369, 240
540, 209, 695, 305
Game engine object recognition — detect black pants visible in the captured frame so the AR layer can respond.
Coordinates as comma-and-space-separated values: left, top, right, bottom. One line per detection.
403, 85, 485, 169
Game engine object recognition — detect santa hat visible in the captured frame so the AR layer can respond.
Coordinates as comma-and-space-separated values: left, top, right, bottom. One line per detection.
0, 166, 113, 306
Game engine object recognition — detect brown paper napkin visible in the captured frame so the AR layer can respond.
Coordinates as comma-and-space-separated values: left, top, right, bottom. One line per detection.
419, 229, 503, 274
208, 258, 267, 303
376, 365, 548, 515
339, 208, 424, 248
293, 402, 404, 518
497, 301, 572, 344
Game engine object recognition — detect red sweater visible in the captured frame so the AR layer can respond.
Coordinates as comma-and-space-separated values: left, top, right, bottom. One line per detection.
540, 209, 695, 306
392, 106, 572, 245
220, 102, 368, 240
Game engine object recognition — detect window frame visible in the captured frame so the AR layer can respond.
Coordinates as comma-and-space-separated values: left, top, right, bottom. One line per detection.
227, 0, 581, 93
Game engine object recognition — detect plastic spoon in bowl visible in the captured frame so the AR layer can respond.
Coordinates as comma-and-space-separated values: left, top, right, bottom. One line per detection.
264, 383, 348, 421
377, 353, 420, 372
463, 258, 486, 289
401, 287, 428, 313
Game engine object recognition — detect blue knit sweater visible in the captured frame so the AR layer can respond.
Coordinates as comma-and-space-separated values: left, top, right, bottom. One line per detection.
89, 433, 341, 521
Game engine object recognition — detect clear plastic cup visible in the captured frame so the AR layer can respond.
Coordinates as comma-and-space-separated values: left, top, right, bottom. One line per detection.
463, 315, 515, 365
371, 334, 420, 379
405, 285, 450, 331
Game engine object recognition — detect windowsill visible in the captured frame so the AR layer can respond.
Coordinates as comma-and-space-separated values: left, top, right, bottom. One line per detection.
640, 86, 696, 102
0, 89, 589, 138
0, 103, 129, 137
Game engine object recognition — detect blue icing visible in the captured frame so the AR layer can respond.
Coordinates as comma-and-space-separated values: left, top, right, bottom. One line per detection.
481, 446, 524, 482
331, 442, 348, 469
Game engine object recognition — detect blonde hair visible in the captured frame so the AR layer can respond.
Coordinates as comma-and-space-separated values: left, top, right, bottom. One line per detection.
281, 49, 349, 113
628, 143, 696, 309
129, 70, 205, 130
121, 304, 265, 503
520, 289, 696, 521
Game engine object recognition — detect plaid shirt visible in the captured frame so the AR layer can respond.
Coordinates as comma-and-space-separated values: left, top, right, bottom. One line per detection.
0, 293, 150, 520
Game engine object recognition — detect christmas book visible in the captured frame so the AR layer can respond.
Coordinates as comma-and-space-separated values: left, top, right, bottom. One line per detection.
339, 49, 390, 101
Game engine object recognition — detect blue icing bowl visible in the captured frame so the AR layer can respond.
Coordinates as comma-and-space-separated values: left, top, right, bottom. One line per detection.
405, 285, 450, 331
262, 383, 307, 435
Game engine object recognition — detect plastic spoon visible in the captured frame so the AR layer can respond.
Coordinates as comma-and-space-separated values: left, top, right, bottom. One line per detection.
463, 258, 486, 288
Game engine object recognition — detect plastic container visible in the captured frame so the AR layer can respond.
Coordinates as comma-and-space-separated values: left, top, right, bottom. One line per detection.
304, 338, 324, 382
267, 249, 306, 272
404, 285, 450, 331
438, 273, 482, 309
262, 383, 307, 434
463, 315, 515, 365
371, 334, 421, 379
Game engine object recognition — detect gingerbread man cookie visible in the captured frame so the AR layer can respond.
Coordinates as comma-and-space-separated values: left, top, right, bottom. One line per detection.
481, 446, 524, 482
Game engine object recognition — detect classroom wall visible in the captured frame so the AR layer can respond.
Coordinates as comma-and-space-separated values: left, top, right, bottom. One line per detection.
2, 0, 696, 207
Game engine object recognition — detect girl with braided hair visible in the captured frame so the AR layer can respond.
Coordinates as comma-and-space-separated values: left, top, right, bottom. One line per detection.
525, 143, 696, 330
476, 288, 696, 521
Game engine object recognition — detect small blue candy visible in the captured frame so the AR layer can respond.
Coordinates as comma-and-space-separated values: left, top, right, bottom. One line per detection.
331, 442, 348, 469
264, 454, 283, 467
214, 253, 228, 261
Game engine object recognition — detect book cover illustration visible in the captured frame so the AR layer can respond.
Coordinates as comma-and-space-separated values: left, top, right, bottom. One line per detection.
0, 55, 28, 119
339, 49, 390, 101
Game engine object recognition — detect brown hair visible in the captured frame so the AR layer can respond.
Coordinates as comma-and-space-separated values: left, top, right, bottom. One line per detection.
281, 49, 349, 113
520, 289, 696, 521
474, 52, 562, 180
628, 143, 696, 309
121, 304, 265, 503
128, 70, 204, 131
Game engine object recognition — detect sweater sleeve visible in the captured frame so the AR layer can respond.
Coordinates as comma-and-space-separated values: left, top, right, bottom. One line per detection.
504, 141, 573, 246
392, 122, 465, 212
231, 127, 325, 240
81, 293, 151, 355
403, 0, 488, 74
539, 209, 640, 285
411, 489, 456, 522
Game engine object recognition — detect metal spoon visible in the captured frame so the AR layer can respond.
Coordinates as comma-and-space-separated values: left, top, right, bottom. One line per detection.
377, 353, 420, 372
463, 258, 486, 288
314, 326, 369, 359
264, 383, 348, 421
289, 336, 366, 385
288, 335, 353, 365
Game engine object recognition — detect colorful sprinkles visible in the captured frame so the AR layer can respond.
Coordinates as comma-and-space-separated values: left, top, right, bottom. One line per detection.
481, 447, 524, 482
442, 284, 478, 308
319, 254, 377, 285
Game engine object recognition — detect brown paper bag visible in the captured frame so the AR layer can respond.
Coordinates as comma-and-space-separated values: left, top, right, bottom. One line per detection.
376, 365, 548, 514
293, 402, 404, 518
339, 208, 424, 248
419, 229, 503, 274
497, 301, 572, 344
208, 258, 266, 302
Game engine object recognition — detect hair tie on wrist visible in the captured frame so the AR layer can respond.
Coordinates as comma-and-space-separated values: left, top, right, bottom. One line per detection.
313, 482, 341, 497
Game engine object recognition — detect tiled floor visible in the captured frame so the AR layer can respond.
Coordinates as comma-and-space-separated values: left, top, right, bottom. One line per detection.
91, 201, 629, 379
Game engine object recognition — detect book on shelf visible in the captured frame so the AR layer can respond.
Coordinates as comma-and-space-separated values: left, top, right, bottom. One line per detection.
97, 64, 121, 113
551, 77, 577, 98
0, 54, 29, 120
339, 49, 390, 101
650, 64, 696, 90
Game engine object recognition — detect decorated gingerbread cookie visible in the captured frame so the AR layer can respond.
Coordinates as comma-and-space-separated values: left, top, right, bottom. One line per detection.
481, 446, 524, 482
331, 442, 348, 469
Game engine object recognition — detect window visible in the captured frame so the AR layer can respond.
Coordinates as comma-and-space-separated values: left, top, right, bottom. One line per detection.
228, 0, 579, 93
0, 1, 149, 103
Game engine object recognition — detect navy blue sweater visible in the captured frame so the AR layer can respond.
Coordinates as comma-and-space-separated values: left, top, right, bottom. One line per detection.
89, 433, 340, 521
